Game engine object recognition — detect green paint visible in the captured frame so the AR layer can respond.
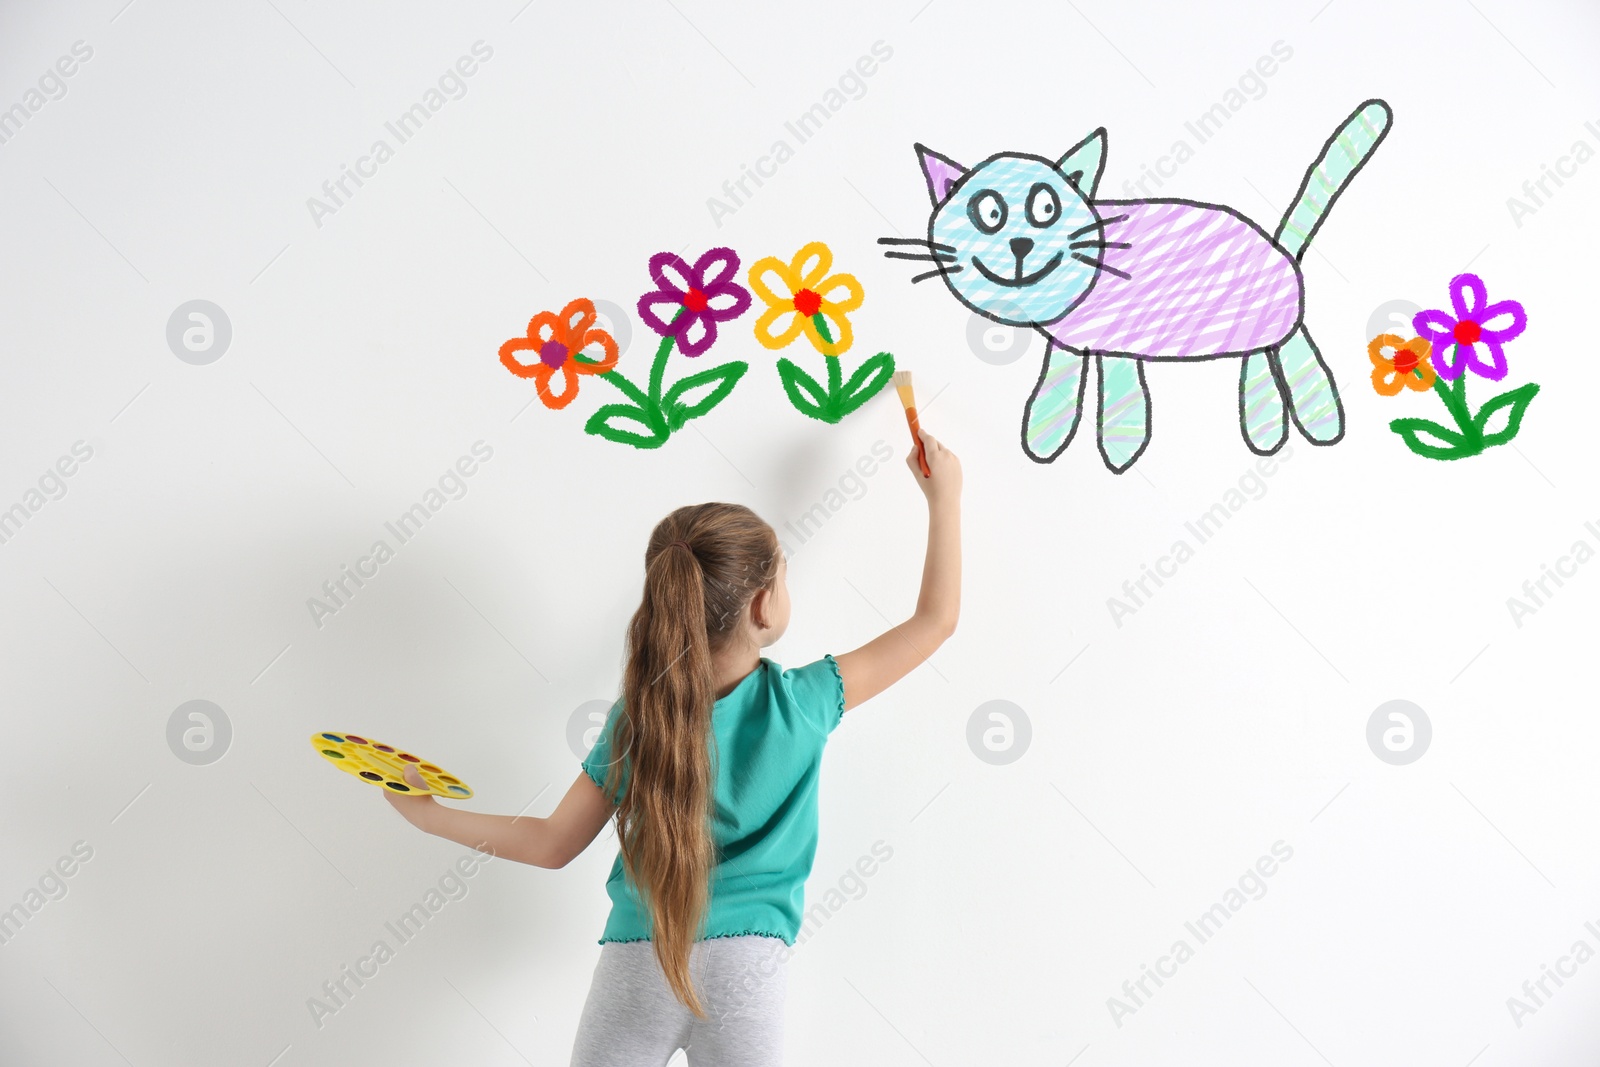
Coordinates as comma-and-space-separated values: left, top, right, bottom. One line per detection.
581, 310, 748, 449
774, 313, 896, 424
1389, 346, 1541, 461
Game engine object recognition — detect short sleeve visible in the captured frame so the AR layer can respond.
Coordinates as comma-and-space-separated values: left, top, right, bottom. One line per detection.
580, 699, 628, 805
782, 654, 846, 739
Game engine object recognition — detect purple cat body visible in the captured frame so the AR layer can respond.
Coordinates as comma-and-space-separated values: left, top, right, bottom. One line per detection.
1050, 201, 1302, 360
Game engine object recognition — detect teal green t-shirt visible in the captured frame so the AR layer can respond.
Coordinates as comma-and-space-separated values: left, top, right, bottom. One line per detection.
580, 654, 845, 946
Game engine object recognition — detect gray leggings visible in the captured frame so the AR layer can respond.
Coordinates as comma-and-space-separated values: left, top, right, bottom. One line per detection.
570, 935, 789, 1066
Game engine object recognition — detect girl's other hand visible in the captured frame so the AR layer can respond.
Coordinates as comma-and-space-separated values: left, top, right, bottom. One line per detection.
383, 764, 438, 827
907, 429, 961, 505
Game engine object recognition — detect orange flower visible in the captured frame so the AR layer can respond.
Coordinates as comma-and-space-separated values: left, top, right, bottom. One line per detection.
1368, 334, 1435, 396
499, 298, 619, 409
748, 242, 864, 357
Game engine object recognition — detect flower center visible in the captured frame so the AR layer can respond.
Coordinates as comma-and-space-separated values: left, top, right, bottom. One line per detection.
538, 340, 569, 369
683, 288, 709, 313
1393, 349, 1418, 375
793, 288, 822, 316
1452, 320, 1481, 344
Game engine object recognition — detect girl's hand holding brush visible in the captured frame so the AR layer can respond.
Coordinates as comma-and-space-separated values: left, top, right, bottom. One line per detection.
892, 369, 960, 503
905, 428, 960, 505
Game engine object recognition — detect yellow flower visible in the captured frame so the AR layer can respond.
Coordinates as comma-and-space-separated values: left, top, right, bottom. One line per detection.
747, 241, 864, 357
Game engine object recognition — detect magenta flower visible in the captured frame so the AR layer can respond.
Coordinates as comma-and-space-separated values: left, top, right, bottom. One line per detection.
636, 247, 752, 357
1412, 272, 1526, 382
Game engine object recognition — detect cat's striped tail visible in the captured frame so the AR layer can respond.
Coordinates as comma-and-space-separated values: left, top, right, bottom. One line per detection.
1274, 99, 1392, 261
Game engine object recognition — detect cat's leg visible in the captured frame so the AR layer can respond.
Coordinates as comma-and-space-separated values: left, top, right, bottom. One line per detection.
1270, 325, 1345, 444
1095, 355, 1151, 473
1239, 349, 1289, 455
1021, 339, 1088, 463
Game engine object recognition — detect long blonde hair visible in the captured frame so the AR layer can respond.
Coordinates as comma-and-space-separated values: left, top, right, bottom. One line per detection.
606, 502, 780, 1016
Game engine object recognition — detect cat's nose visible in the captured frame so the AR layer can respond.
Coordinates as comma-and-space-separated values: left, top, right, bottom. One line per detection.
1010, 236, 1034, 261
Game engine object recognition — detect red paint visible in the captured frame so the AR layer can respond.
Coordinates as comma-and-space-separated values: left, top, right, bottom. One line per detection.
793, 288, 822, 316
1453, 320, 1481, 344
683, 288, 709, 312
1393, 349, 1418, 375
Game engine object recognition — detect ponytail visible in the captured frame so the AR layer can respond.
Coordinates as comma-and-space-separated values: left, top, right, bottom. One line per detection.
610, 503, 779, 1017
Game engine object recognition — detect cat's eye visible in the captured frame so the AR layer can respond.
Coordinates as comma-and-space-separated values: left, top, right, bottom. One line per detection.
967, 190, 1007, 235
1026, 183, 1061, 228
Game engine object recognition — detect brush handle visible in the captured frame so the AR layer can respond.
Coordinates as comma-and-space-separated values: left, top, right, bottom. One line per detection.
905, 408, 931, 478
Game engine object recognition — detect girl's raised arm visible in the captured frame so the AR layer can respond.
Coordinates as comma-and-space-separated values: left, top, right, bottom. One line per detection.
834, 428, 961, 712
385, 769, 615, 868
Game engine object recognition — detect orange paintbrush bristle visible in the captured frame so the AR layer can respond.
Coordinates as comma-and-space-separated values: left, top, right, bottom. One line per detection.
891, 371, 931, 477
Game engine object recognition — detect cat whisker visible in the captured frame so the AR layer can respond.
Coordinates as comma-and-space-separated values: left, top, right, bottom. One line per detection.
1069, 240, 1131, 250
1071, 253, 1132, 280
878, 236, 958, 253
883, 250, 957, 263
911, 265, 963, 284
1067, 214, 1128, 239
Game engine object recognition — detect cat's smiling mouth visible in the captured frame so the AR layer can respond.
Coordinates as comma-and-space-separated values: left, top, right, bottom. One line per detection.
970, 252, 1064, 288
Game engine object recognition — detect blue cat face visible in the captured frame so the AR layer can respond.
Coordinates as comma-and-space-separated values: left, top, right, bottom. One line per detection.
931, 154, 1098, 326
910, 131, 1111, 327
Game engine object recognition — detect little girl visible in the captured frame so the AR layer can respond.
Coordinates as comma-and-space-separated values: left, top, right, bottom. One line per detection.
385, 428, 961, 1065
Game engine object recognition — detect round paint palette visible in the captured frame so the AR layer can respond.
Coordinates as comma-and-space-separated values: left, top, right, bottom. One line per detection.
310, 732, 474, 799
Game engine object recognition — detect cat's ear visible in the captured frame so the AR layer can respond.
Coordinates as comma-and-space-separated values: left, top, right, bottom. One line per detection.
1057, 128, 1108, 199
915, 144, 967, 207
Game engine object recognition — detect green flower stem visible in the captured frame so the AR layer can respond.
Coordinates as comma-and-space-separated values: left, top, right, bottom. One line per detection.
593, 366, 651, 409
1426, 347, 1479, 445
581, 307, 750, 447
1391, 343, 1539, 461
582, 314, 682, 436
648, 331, 675, 411
812, 313, 844, 417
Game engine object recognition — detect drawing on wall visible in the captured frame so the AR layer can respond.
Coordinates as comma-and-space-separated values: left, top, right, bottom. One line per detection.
500, 245, 895, 447
498, 251, 752, 450
750, 241, 896, 423
884, 99, 1393, 473
1368, 272, 1537, 460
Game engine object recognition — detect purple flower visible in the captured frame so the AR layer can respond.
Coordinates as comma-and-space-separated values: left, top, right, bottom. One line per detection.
1412, 272, 1526, 382
636, 247, 752, 357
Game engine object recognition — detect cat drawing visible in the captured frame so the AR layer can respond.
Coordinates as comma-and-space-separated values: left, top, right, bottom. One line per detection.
884, 99, 1393, 472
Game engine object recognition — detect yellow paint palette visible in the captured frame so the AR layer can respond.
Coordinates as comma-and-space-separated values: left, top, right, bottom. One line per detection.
310, 732, 473, 799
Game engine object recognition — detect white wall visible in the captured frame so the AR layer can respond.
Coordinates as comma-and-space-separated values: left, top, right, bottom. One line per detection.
2, 0, 1598, 1063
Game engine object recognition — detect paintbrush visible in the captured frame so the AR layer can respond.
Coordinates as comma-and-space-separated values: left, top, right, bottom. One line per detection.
892, 370, 931, 478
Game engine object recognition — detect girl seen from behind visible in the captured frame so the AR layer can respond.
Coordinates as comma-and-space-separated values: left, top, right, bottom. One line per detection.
386, 428, 962, 1065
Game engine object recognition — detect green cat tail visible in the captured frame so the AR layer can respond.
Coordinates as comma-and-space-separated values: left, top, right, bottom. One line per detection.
1274, 99, 1393, 262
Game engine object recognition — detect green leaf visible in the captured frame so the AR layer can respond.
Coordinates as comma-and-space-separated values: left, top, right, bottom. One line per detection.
661, 362, 748, 430
837, 352, 896, 416
1472, 382, 1540, 448
585, 403, 667, 449
1389, 417, 1478, 461
776, 358, 835, 422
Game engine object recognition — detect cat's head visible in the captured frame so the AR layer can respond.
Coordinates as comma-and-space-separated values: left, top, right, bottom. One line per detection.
889, 130, 1111, 327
